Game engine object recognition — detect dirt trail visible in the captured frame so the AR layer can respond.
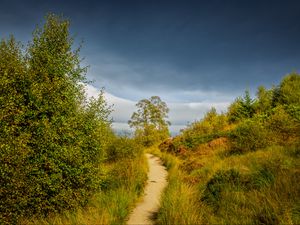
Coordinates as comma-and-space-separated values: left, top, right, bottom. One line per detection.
127, 153, 168, 225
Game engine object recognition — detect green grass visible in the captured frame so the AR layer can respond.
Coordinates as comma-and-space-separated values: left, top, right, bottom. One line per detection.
147, 146, 206, 225
20, 154, 148, 225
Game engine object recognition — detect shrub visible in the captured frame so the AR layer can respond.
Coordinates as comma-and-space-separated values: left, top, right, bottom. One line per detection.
229, 119, 269, 153
106, 137, 143, 161
286, 104, 300, 122
135, 125, 169, 147
256, 85, 274, 114
275, 73, 300, 106
201, 169, 243, 210
159, 138, 176, 153
267, 106, 300, 144
202, 167, 276, 212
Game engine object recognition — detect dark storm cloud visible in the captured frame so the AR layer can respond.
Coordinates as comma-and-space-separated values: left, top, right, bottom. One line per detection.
1, 0, 300, 100
2, 0, 300, 132
81, 0, 300, 97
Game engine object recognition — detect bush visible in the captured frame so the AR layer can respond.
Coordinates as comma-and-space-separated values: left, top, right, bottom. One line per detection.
275, 73, 300, 106
202, 167, 276, 211
171, 108, 231, 152
159, 138, 176, 153
201, 169, 243, 210
135, 125, 169, 147
229, 119, 269, 153
106, 137, 143, 161
267, 106, 300, 144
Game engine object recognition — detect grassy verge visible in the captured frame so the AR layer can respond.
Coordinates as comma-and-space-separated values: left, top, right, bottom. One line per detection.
148, 142, 300, 225
20, 154, 148, 225
147, 146, 205, 225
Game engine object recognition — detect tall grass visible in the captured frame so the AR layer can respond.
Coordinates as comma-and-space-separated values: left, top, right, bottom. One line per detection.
195, 145, 299, 224
21, 154, 148, 225
150, 142, 300, 225
148, 146, 205, 225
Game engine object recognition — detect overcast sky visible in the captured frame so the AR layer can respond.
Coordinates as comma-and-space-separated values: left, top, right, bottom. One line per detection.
1, 0, 300, 133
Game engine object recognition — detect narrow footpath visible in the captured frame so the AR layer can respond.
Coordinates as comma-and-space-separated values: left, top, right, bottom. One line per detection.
127, 153, 168, 225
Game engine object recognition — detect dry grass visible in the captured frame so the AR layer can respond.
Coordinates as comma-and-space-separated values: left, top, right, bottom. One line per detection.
150, 141, 300, 225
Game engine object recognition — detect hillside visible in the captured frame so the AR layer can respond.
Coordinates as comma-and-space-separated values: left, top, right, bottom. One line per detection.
154, 73, 300, 224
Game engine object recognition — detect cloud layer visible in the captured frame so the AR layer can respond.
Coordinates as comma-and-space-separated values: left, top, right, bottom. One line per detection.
2, 0, 299, 104
1, 0, 299, 135
85, 84, 230, 134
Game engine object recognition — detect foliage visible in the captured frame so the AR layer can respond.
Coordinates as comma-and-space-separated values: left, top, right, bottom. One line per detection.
21, 153, 148, 225
229, 119, 269, 153
174, 73, 300, 155
0, 14, 113, 224
185, 108, 228, 136
135, 124, 170, 147
168, 108, 229, 152
129, 96, 170, 146
266, 105, 300, 144
106, 136, 143, 161
286, 104, 300, 122
256, 85, 274, 114
202, 169, 243, 210
202, 166, 276, 211
150, 72, 300, 225
275, 72, 300, 106
228, 90, 256, 122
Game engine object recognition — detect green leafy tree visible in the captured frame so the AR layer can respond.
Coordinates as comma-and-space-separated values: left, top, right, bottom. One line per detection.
128, 96, 170, 146
0, 36, 31, 224
0, 14, 113, 223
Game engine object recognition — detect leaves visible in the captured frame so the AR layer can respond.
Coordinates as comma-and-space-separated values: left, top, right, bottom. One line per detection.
128, 96, 170, 146
0, 14, 113, 224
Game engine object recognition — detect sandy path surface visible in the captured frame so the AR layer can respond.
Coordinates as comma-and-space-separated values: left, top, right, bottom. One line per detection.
127, 153, 168, 225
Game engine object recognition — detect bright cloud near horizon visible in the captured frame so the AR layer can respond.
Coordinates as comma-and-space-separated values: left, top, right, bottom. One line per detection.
85, 84, 230, 134
1, 0, 300, 134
